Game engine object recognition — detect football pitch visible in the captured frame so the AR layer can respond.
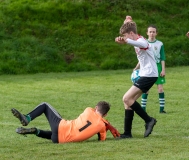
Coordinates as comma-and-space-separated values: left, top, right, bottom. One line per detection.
1, 66, 189, 160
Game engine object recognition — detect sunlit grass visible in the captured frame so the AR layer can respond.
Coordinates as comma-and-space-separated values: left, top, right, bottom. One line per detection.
1, 66, 189, 159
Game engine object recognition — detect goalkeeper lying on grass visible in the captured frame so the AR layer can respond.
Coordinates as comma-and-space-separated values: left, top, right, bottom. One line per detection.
11, 101, 120, 143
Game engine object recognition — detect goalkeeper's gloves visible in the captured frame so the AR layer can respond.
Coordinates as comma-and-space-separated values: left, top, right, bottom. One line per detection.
105, 122, 120, 138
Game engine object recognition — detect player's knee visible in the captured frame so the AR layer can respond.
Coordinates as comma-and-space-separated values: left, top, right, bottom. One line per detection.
41, 102, 48, 105
158, 88, 164, 93
157, 85, 164, 92
122, 96, 129, 106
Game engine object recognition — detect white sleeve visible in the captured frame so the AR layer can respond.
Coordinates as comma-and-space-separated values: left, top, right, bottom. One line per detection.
126, 38, 148, 48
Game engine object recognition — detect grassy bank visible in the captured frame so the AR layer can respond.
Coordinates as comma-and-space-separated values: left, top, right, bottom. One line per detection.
0, 0, 189, 74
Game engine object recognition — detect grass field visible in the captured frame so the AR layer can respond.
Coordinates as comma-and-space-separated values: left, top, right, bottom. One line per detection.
1, 66, 189, 160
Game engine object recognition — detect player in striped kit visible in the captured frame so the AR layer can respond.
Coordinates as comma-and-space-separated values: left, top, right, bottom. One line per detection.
134, 25, 166, 113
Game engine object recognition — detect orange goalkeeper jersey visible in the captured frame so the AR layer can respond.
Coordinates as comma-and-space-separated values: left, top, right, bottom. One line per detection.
58, 107, 107, 143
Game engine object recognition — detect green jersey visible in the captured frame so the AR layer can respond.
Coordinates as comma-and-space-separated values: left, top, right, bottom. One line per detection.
148, 40, 166, 63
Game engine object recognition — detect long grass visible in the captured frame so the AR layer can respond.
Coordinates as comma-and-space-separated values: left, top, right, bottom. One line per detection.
1, 66, 189, 160
0, 0, 189, 74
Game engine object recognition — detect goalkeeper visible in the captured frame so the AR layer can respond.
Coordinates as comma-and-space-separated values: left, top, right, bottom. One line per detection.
11, 101, 120, 143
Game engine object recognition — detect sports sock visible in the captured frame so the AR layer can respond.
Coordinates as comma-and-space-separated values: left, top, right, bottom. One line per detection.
25, 114, 31, 122
36, 129, 40, 135
159, 92, 165, 112
36, 130, 52, 139
123, 109, 134, 135
141, 93, 148, 112
130, 101, 151, 123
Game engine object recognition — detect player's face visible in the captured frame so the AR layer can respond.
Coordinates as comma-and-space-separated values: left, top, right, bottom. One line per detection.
123, 32, 134, 40
147, 27, 157, 41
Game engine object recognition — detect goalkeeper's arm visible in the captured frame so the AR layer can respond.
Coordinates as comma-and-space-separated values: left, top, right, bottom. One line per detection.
97, 126, 107, 141
105, 121, 120, 138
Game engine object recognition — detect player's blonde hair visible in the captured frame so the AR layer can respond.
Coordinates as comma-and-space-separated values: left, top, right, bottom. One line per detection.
119, 21, 137, 35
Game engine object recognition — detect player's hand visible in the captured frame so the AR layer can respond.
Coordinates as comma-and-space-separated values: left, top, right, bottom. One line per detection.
160, 70, 165, 77
186, 32, 189, 38
124, 15, 132, 24
115, 36, 125, 44
106, 123, 120, 138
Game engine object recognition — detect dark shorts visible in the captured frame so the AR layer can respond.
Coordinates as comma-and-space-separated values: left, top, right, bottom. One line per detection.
134, 77, 158, 93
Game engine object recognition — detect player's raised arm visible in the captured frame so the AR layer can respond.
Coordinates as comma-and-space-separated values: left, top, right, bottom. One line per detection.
126, 37, 148, 48
115, 36, 126, 44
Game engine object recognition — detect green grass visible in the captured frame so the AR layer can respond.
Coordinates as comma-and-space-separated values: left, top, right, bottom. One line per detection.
1, 66, 189, 160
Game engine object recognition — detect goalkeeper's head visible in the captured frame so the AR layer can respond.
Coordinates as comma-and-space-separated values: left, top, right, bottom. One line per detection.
96, 101, 110, 117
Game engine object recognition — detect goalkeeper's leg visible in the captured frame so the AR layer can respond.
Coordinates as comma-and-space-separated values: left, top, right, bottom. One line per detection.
27, 102, 62, 143
16, 127, 53, 140
36, 129, 52, 140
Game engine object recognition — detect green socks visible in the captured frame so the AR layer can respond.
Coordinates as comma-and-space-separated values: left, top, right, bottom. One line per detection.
159, 92, 165, 112
25, 115, 31, 122
36, 129, 40, 135
141, 92, 165, 113
141, 93, 148, 112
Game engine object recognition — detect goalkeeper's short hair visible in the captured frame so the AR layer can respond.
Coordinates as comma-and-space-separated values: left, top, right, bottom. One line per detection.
96, 101, 110, 116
